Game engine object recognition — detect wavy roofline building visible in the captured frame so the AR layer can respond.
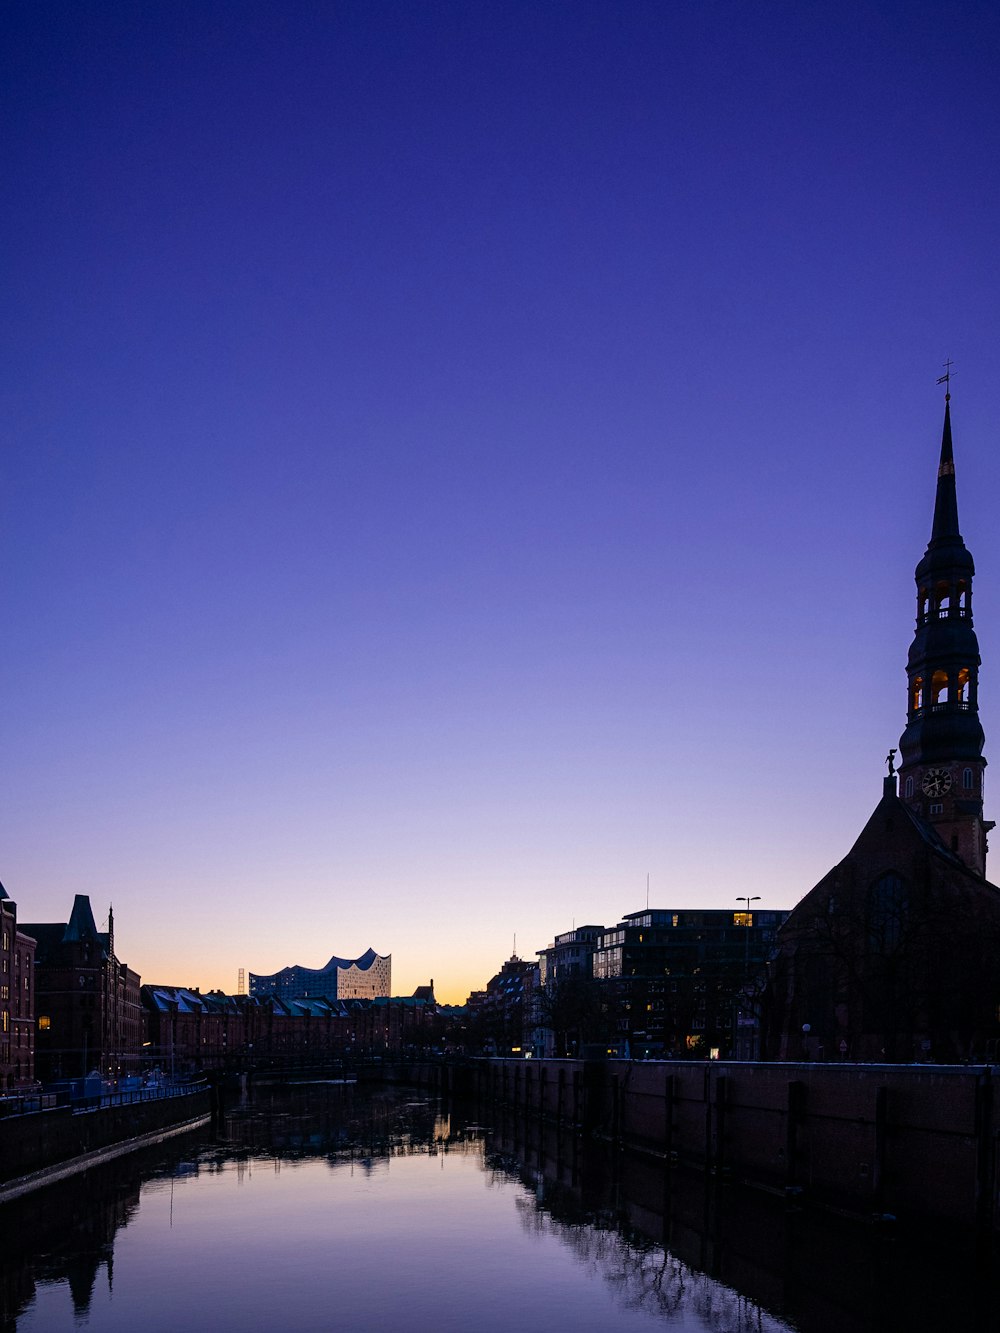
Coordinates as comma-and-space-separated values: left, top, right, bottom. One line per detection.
249, 947, 390, 1001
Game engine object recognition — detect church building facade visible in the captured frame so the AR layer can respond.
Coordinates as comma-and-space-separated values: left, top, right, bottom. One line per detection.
766, 398, 1000, 1062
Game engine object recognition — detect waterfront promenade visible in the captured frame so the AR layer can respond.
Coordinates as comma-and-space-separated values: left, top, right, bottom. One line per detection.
0, 1079, 211, 1201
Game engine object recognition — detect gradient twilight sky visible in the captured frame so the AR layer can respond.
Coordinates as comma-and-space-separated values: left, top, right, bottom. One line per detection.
3, 2, 1000, 1005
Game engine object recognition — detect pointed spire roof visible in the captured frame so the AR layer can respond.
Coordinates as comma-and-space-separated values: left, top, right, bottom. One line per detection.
916, 396, 974, 580
63, 893, 100, 943
930, 397, 961, 544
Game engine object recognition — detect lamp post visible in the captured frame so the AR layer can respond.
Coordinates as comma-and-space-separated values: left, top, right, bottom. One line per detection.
736, 896, 761, 971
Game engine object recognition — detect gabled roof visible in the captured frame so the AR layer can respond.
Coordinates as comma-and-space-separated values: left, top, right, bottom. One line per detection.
781, 781, 1000, 937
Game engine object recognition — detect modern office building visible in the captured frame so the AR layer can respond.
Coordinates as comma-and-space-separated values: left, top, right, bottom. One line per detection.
592, 906, 787, 1058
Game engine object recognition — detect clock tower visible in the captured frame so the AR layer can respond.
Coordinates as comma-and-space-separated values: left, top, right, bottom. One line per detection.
897, 395, 994, 874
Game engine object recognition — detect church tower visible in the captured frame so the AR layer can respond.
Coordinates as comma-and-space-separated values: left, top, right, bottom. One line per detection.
897, 395, 994, 874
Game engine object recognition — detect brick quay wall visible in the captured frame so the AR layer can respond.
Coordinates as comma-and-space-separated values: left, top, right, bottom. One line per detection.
386, 1057, 999, 1232
0, 1087, 211, 1197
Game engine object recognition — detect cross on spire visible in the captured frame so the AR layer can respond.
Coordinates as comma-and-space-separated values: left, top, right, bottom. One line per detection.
936, 359, 956, 400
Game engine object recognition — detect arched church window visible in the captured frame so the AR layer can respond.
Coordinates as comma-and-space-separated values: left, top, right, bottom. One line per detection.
957, 581, 969, 616
935, 582, 951, 618
867, 873, 908, 953
963, 768, 974, 791
904, 776, 914, 798
931, 670, 949, 705
918, 589, 930, 622
957, 667, 970, 704
912, 677, 923, 711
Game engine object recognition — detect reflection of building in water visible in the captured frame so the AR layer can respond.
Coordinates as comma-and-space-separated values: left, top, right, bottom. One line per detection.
0, 879, 36, 1089
249, 948, 391, 1001
0, 1142, 142, 1328
485, 1112, 989, 1333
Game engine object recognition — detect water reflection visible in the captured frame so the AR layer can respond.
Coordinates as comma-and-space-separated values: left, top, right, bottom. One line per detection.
0, 1083, 993, 1332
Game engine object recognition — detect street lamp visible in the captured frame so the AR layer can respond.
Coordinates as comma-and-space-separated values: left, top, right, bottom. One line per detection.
736, 896, 761, 970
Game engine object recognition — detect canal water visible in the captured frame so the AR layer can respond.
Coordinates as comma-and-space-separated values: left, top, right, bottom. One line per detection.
0, 1082, 993, 1332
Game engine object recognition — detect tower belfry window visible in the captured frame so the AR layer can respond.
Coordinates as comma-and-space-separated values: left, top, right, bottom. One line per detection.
957, 667, 970, 704
931, 670, 949, 705
936, 582, 951, 618
912, 677, 924, 712
963, 768, 974, 791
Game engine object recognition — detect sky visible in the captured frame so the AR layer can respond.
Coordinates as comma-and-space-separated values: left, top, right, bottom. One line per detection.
3, 1, 1000, 1005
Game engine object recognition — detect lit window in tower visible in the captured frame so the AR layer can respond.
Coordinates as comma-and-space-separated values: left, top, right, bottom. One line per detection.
931, 670, 949, 705
912, 677, 924, 711
957, 667, 970, 704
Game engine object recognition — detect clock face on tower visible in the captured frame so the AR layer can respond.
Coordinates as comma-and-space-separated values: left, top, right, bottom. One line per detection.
922, 767, 953, 797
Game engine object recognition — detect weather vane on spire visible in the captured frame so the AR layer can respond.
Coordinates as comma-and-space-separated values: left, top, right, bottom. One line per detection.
936, 359, 956, 400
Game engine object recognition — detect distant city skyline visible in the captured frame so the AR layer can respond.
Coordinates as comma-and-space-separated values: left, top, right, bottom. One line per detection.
4, 2, 1000, 1004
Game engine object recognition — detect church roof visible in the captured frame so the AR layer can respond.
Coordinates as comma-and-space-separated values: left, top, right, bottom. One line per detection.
781, 781, 999, 940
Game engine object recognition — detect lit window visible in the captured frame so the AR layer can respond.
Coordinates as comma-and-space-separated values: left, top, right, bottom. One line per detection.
733, 912, 752, 927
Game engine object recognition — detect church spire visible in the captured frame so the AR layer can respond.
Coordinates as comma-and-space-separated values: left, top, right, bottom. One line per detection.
930, 397, 961, 545
897, 396, 992, 875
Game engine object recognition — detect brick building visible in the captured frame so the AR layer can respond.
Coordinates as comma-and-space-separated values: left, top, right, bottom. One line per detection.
0, 881, 36, 1090
467, 954, 540, 1056
23, 896, 142, 1082
142, 985, 461, 1073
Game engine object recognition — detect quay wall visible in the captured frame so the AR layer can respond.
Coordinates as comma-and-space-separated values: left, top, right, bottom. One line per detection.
0, 1087, 211, 1193
447, 1058, 998, 1230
